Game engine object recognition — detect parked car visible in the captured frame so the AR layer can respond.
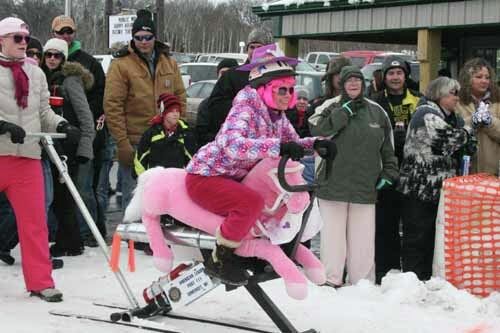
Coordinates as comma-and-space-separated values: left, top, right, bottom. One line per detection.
179, 62, 218, 88
341, 50, 414, 68
295, 61, 324, 100
185, 80, 216, 125
304, 52, 340, 72
196, 53, 247, 65
171, 52, 197, 64
93, 54, 113, 74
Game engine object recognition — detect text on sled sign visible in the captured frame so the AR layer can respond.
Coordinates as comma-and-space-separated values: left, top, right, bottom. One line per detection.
109, 15, 137, 48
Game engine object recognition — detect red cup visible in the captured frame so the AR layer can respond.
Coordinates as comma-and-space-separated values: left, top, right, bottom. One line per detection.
49, 96, 64, 107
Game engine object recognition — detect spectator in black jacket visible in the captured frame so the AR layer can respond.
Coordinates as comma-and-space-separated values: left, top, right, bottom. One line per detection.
397, 77, 475, 281
51, 15, 107, 246
371, 55, 422, 284
205, 28, 273, 140
134, 93, 196, 177
195, 58, 239, 148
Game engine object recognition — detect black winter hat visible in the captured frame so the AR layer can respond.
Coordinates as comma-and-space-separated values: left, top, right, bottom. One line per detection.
27, 36, 42, 53
216, 58, 238, 74
382, 55, 408, 79
132, 9, 156, 36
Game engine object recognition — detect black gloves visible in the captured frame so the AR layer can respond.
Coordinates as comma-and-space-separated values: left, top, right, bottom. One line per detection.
0, 120, 26, 144
280, 141, 305, 161
57, 122, 81, 145
314, 139, 337, 161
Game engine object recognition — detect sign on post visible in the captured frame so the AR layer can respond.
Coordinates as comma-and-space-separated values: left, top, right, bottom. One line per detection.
109, 14, 136, 48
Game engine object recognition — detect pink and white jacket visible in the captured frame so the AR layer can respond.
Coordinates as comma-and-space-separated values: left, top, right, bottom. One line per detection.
186, 86, 315, 180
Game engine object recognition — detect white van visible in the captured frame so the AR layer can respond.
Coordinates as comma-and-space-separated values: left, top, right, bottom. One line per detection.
304, 52, 340, 72
196, 53, 247, 65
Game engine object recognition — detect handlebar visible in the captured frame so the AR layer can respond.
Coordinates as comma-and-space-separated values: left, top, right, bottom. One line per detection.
26, 132, 66, 139
277, 149, 319, 193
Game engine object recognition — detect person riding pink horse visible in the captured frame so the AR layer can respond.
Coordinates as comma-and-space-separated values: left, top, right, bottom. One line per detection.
125, 156, 325, 299
183, 43, 335, 286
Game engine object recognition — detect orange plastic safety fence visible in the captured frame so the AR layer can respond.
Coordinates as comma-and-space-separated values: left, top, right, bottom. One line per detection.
442, 174, 500, 297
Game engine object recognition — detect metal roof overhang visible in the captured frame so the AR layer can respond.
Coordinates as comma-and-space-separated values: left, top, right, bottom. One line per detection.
253, 0, 500, 45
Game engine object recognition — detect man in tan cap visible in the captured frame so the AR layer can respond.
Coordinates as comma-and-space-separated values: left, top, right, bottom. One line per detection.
51, 15, 108, 247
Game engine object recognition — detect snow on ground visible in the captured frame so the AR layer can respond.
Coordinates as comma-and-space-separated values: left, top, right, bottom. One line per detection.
1, 245, 499, 333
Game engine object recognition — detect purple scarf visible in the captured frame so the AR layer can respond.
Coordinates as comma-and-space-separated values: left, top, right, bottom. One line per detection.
0, 59, 29, 109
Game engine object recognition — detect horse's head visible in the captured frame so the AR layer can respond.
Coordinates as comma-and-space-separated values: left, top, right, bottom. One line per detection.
243, 158, 310, 216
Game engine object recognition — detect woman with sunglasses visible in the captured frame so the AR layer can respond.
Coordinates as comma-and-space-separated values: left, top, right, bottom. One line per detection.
310, 65, 399, 288
0, 17, 76, 302
25, 36, 43, 66
185, 44, 335, 286
397, 77, 476, 281
40, 38, 95, 258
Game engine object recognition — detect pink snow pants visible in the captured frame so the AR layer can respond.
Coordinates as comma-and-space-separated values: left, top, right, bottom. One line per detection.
185, 174, 264, 242
0, 156, 54, 292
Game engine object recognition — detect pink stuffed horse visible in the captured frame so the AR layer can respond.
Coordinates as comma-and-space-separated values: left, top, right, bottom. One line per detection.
124, 158, 326, 300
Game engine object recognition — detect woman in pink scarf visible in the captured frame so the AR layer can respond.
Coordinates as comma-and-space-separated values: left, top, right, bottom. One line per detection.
0, 17, 79, 302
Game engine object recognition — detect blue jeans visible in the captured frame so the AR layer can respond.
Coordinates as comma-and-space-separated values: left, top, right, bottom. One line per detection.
41, 158, 56, 240
0, 193, 17, 252
301, 156, 315, 185
118, 163, 137, 213
95, 136, 116, 234
76, 159, 98, 239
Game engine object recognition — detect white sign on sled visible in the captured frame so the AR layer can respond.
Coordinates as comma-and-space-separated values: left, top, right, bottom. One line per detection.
166, 263, 218, 309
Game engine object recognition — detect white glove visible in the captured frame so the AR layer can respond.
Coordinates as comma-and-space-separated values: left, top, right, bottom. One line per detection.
472, 101, 492, 127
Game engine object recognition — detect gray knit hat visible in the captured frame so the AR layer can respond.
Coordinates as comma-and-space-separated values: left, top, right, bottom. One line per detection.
246, 27, 273, 46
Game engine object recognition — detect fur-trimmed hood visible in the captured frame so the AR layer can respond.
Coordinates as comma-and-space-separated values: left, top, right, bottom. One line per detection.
61, 61, 94, 91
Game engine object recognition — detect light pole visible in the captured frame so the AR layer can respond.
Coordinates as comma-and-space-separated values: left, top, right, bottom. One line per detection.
65, 0, 72, 16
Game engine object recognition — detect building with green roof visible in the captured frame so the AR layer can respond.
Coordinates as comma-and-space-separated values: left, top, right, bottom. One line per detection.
253, 0, 500, 90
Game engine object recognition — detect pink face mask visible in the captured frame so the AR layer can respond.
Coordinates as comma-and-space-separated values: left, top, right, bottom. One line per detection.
257, 76, 297, 110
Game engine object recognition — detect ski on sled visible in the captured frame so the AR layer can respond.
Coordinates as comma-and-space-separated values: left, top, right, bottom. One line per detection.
92, 302, 275, 333
49, 310, 182, 333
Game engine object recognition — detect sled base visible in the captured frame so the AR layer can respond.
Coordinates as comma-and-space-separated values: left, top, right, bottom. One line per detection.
245, 280, 317, 333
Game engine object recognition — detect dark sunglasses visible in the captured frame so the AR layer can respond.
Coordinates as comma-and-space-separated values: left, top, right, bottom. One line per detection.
248, 43, 262, 50
26, 50, 42, 58
449, 90, 459, 96
45, 51, 64, 60
276, 86, 294, 96
133, 34, 155, 42
55, 28, 75, 35
11, 34, 31, 44
298, 96, 308, 101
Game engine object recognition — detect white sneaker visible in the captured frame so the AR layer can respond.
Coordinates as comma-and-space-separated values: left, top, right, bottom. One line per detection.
30, 287, 63, 302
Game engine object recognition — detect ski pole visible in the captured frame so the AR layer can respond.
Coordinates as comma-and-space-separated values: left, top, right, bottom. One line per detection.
28, 133, 140, 309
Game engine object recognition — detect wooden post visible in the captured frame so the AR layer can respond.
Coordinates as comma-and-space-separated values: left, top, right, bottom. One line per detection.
277, 37, 299, 58
417, 29, 442, 93
156, 0, 165, 42
104, 0, 113, 51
